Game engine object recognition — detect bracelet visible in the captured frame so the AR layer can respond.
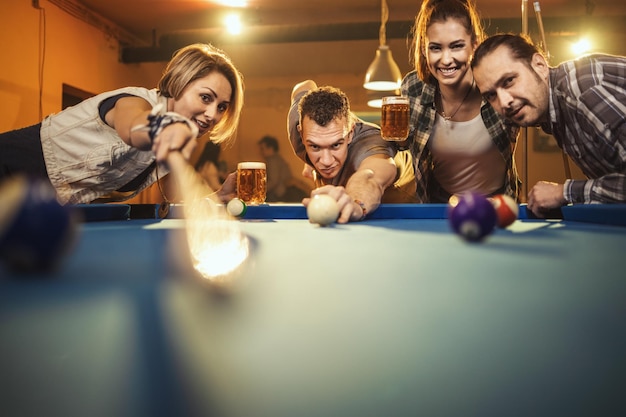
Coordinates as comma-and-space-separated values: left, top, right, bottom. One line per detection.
354, 199, 367, 221
131, 103, 199, 142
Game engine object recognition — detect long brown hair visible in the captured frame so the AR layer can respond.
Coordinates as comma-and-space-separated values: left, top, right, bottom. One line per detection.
472, 33, 544, 71
409, 0, 485, 84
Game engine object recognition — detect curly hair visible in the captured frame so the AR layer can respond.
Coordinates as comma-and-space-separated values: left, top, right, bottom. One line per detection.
298, 86, 354, 131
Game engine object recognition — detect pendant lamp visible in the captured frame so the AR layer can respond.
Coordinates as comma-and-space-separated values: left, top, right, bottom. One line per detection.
363, 0, 402, 91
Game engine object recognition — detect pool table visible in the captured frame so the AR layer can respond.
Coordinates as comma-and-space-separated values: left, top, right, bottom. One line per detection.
1, 203, 625, 417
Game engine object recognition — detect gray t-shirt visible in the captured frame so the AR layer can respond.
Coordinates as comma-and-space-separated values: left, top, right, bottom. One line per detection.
287, 90, 397, 187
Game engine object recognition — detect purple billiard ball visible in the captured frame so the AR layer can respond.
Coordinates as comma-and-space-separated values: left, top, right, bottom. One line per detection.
0, 176, 79, 274
448, 192, 497, 242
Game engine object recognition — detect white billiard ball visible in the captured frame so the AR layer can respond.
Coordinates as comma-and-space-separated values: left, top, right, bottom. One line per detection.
226, 198, 247, 218
307, 194, 340, 226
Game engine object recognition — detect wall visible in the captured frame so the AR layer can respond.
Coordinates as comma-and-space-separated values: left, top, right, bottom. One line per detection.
1, 0, 164, 131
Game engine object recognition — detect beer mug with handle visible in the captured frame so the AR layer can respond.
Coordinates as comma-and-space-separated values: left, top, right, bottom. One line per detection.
380, 96, 410, 141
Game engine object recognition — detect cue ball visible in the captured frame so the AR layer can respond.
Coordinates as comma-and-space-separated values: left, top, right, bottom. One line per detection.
448, 192, 497, 242
226, 198, 247, 217
490, 194, 519, 228
307, 194, 340, 226
0, 176, 79, 273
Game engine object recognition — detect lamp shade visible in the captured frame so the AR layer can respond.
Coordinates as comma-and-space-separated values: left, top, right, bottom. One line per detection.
363, 45, 402, 91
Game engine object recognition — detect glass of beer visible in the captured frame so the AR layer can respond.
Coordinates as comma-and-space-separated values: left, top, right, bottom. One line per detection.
381, 96, 410, 141
237, 162, 267, 205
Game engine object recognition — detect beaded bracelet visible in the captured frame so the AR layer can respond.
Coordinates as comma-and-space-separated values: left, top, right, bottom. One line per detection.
131, 103, 198, 142
354, 199, 367, 221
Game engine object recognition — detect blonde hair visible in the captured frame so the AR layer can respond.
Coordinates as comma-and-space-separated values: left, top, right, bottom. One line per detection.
410, 0, 485, 84
158, 43, 244, 146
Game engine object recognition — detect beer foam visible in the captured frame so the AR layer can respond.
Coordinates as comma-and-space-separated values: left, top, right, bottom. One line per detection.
238, 162, 266, 170
382, 96, 409, 105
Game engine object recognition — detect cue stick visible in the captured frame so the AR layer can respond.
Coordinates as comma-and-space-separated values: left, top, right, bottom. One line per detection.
166, 150, 217, 204
165, 151, 248, 284
520, 0, 529, 201
522, 0, 528, 38
533, 2, 549, 61
533, 1, 572, 179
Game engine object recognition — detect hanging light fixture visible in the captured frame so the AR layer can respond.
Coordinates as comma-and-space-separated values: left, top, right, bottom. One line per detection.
363, 0, 402, 91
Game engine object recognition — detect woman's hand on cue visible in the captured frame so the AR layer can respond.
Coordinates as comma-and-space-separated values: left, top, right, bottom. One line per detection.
216, 172, 237, 203
153, 123, 198, 163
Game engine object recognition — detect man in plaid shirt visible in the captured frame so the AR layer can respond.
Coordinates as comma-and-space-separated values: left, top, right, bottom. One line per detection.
472, 33, 626, 217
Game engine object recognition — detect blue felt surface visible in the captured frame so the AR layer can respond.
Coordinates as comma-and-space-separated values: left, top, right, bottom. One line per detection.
1, 215, 626, 417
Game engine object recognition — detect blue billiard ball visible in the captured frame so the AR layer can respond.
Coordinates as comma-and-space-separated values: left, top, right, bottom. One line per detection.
448, 192, 497, 242
0, 176, 79, 274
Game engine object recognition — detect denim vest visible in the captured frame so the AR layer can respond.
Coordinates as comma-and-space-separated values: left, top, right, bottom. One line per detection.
40, 87, 168, 204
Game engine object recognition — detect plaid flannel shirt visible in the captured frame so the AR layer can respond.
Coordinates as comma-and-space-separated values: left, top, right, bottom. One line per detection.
401, 71, 520, 203
542, 54, 626, 204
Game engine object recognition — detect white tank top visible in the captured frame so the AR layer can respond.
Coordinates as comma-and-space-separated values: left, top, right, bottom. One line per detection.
429, 113, 505, 196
